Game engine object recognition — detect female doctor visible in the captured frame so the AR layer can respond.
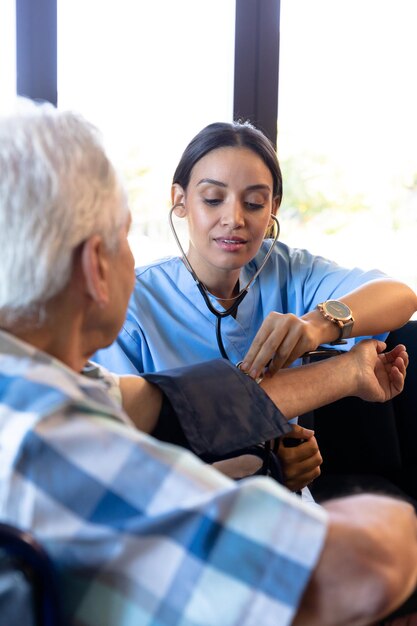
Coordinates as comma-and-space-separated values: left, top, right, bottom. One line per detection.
94, 121, 417, 493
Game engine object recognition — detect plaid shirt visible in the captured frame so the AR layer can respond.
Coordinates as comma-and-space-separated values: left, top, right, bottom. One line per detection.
0, 330, 327, 626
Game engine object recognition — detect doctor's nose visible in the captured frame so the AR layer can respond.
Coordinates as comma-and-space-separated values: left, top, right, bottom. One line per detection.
220, 200, 245, 228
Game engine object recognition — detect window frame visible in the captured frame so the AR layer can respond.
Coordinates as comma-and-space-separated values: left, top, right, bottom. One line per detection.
234, 0, 280, 146
16, 0, 57, 105
15, 0, 281, 144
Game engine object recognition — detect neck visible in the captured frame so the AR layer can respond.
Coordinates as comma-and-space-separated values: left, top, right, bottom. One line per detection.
11, 317, 88, 373
185, 250, 241, 303
6, 286, 98, 373
210, 281, 241, 314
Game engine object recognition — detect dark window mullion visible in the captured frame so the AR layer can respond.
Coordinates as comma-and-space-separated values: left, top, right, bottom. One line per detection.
16, 0, 57, 105
234, 0, 280, 147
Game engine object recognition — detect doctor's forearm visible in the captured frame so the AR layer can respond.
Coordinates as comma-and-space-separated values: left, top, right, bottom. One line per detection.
340, 279, 417, 336
303, 279, 417, 346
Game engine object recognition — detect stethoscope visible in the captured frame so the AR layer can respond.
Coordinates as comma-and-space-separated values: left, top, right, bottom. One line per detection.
168, 204, 280, 360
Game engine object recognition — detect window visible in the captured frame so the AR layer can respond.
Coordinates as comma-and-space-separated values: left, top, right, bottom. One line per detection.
278, 0, 417, 296
58, 0, 235, 264
0, 0, 16, 111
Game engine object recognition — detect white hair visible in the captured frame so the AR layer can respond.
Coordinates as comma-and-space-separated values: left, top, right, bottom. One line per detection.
0, 99, 127, 324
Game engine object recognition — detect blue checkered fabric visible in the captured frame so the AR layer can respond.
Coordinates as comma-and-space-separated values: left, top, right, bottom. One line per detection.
0, 330, 327, 626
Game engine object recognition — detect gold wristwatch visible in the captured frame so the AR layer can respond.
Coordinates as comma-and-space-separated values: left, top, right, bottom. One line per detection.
317, 300, 355, 344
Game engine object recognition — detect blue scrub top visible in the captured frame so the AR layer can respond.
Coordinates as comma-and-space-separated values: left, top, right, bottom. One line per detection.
94, 241, 387, 375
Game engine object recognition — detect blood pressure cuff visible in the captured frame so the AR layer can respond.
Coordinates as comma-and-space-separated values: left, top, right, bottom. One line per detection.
142, 358, 291, 458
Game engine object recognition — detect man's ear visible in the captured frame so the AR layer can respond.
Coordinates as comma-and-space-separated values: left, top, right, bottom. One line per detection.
171, 184, 187, 217
81, 235, 110, 307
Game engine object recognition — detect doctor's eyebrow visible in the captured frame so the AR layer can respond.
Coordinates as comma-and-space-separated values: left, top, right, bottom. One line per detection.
197, 179, 271, 193
197, 178, 227, 187
245, 184, 272, 192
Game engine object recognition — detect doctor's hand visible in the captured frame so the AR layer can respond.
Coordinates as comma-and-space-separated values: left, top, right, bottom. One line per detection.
278, 424, 323, 493
240, 312, 320, 379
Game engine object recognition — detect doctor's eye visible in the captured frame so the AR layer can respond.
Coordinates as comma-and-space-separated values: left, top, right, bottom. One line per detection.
244, 191, 268, 211
245, 201, 265, 210
204, 198, 223, 206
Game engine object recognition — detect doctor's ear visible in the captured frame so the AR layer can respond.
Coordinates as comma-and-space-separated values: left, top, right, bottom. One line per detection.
171, 184, 187, 217
272, 195, 281, 214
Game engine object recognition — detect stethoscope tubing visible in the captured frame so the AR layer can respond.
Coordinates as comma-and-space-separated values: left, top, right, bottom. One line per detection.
168, 205, 280, 358
169, 206, 280, 317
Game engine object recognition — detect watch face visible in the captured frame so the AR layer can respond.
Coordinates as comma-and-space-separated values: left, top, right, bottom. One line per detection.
325, 300, 352, 320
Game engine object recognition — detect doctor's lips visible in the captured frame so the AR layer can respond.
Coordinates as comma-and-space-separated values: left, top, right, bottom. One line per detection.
214, 236, 248, 250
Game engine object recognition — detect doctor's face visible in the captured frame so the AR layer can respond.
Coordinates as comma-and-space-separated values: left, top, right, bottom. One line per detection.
177, 146, 278, 280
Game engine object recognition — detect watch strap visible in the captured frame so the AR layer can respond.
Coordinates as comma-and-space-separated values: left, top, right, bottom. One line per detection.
338, 318, 355, 340
317, 301, 355, 342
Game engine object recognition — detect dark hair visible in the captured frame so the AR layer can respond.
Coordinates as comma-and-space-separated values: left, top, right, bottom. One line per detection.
173, 121, 283, 200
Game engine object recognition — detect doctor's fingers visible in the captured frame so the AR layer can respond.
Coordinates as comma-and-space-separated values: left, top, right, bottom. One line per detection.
268, 330, 316, 374
245, 314, 315, 377
280, 446, 323, 477
282, 456, 322, 491
240, 312, 292, 376
278, 436, 322, 465
265, 314, 320, 373
282, 423, 315, 441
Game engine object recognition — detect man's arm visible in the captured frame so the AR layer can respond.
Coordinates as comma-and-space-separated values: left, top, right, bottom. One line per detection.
119, 374, 162, 432
118, 340, 407, 437
261, 340, 407, 419
294, 494, 417, 626
32, 403, 417, 626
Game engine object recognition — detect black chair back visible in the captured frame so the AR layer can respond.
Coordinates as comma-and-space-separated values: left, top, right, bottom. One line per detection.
304, 320, 417, 504
0, 522, 62, 626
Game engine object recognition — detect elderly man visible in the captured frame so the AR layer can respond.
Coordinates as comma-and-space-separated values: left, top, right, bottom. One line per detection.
0, 100, 416, 626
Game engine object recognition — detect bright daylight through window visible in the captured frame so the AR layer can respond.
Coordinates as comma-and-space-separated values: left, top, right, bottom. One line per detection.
0, 0, 16, 112
58, 0, 235, 265
59, 1, 416, 307
279, 0, 417, 303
